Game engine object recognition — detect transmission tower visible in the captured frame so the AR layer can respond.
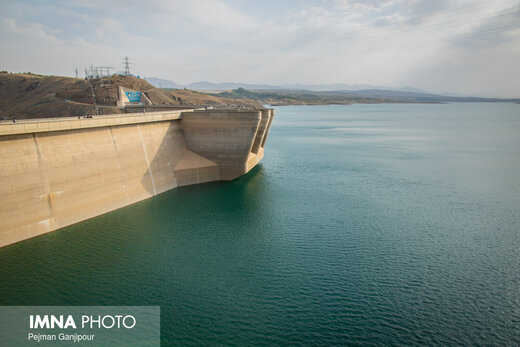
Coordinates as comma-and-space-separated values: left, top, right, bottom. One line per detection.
122, 56, 131, 75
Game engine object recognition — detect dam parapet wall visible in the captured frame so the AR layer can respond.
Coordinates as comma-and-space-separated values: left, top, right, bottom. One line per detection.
0, 108, 274, 248
0, 110, 184, 136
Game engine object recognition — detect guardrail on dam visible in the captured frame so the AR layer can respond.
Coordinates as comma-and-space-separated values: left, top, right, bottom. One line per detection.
0, 108, 274, 248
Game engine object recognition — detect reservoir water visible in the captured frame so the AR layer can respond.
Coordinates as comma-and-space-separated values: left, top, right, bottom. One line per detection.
1, 103, 519, 345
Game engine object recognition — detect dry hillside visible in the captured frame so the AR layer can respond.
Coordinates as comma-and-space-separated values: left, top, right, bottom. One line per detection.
0, 72, 261, 120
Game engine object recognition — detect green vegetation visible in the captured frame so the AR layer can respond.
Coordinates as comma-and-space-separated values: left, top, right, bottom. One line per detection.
213, 87, 363, 105
207, 87, 519, 105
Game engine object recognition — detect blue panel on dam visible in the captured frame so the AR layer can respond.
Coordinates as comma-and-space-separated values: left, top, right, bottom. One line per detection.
125, 91, 142, 102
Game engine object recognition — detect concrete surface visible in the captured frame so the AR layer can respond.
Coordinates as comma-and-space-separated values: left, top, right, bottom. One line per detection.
182, 109, 274, 180
0, 108, 274, 247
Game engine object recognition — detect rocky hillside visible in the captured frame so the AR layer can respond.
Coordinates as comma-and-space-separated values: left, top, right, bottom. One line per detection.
0, 72, 261, 120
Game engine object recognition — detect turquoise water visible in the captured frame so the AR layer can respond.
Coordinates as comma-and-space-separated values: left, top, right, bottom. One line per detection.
1, 103, 519, 345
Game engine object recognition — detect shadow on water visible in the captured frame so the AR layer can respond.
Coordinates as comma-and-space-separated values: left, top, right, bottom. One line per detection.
146, 163, 269, 229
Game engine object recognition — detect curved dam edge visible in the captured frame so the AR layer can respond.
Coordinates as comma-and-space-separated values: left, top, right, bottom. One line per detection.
0, 108, 274, 248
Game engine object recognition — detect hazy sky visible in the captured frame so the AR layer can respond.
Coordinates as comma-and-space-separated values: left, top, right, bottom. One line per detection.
1, 0, 519, 97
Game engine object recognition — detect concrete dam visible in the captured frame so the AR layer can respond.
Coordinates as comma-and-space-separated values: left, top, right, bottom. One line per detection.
0, 108, 274, 248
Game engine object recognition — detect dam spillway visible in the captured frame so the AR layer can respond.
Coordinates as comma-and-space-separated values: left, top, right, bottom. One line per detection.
0, 108, 274, 248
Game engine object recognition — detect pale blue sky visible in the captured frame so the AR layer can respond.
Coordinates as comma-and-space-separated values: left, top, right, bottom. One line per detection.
1, 0, 519, 97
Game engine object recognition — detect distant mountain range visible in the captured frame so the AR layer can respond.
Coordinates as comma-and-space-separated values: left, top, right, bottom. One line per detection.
145, 77, 519, 104
145, 77, 428, 94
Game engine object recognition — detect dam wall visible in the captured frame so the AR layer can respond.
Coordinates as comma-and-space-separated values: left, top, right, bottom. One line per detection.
0, 109, 273, 248
182, 109, 273, 180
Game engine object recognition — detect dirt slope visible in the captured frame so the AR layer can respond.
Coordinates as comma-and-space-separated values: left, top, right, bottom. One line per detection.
0, 72, 261, 120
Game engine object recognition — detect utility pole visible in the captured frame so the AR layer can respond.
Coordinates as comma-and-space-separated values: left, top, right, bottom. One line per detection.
75, 67, 79, 78
102, 66, 114, 76
122, 56, 131, 75
100, 66, 114, 76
